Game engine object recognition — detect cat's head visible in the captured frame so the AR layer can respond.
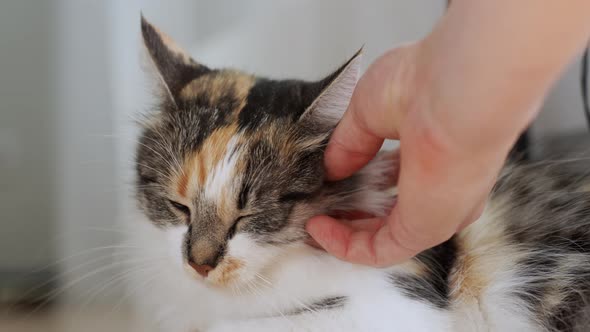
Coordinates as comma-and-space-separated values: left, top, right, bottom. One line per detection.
135, 17, 389, 289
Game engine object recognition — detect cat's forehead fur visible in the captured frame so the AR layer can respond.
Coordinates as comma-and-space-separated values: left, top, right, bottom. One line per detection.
160, 69, 256, 205
140, 71, 327, 215
179, 69, 254, 112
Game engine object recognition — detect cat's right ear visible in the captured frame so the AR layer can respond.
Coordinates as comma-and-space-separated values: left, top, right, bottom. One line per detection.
141, 15, 211, 107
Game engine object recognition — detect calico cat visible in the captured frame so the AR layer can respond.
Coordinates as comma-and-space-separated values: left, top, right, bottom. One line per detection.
129, 16, 590, 331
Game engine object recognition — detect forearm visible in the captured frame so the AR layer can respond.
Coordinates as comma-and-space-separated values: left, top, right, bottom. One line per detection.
420, 0, 590, 152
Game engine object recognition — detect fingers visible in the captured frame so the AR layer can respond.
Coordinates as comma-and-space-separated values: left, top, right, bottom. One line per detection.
323, 96, 384, 181
324, 47, 416, 180
339, 217, 384, 232
306, 215, 417, 266
306, 214, 382, 251
306, 199, 482, 267
308, 117, 498, 266
306, 216, 353, 258
330, 210, 376, 220
307, 211, 383, 249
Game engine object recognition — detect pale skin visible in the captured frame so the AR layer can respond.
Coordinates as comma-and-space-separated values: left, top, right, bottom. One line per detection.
306, 0, 590, 267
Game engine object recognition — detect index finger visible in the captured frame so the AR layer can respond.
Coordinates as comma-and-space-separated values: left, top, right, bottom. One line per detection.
324, 104, 384, 180
324, 47, 415, 180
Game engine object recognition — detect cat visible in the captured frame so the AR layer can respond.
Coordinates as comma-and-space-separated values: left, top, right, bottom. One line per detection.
128, 16, 590, 332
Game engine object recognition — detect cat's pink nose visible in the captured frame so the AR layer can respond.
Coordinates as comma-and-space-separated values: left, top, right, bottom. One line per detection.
189, 261, 214, 277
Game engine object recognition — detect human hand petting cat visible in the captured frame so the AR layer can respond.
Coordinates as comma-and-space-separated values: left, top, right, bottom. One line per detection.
306, 1, 590, 267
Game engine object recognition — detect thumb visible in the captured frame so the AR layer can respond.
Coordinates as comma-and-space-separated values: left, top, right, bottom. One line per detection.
306, 213, 419, 267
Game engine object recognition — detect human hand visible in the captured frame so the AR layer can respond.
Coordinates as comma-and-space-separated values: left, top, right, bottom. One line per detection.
306, 44, 498, 266
305, 0, 590, 267
305, 0, 590, 266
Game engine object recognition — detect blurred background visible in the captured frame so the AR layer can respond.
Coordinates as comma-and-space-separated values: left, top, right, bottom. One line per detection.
0, 1, 588, 331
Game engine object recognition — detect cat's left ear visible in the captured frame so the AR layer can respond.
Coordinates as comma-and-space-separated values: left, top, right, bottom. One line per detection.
299, 49, 362, 133
141, 15, 211, 107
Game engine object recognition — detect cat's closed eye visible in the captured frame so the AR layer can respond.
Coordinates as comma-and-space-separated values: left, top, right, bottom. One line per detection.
227, 214, 252, 240
279, 191, 315, 203
168, 200, 191, 218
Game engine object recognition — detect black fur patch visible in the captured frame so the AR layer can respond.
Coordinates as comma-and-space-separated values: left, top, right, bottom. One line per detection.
288, 296, 347, 315
238, 79, 313, 130
179, 76, 244, 113
237, 50, 359, 132
390, 238, 457, 309
308, 296, 347, 311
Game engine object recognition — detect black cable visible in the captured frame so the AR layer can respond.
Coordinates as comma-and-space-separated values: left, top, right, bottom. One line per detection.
581, 46, 590, 130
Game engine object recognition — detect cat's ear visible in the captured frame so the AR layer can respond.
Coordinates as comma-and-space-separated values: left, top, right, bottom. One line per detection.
141, 15, 211, 107
299, 49, 362, 133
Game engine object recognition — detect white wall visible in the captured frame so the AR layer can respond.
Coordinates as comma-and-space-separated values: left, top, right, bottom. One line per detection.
0, 0, 58, 271
53, 0, 119, 301
534, 56, 587, 136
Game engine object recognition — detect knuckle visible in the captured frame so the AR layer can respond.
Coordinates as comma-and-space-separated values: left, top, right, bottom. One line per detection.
390, 214, 447, 253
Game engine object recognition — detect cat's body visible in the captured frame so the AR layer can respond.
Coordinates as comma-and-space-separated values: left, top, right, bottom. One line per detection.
128, 17, 590, 331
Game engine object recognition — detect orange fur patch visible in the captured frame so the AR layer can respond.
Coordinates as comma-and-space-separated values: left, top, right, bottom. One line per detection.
200, 124, 239, 176
400, 260, 427, 277
177, 168, 191, 198
449, 210, 518, 306
211, 257, 244, 286
173, 124, 240, 200
180, 70, 254, 115
449, 252, 488, 304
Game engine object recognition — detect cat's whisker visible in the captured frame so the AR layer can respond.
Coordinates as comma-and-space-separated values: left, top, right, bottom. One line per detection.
20, 259, 148, 317
244, 278, 299, 330
135, 162, 174, 182
75, 226, 139, 235
135, 183, 169, 190
138, 130, 184, 175
31, 244, 152, 274
254, 273, 273, 288
135, 140, 183, 178
143, 129, 185, 177
10, 257, 115, 309
229, 282, 240, 298
252, 273, 320, 318
111, 269, 163, 314
46, 218, 152, 242
79, 262, 162, 310
51, 254, 167, 300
